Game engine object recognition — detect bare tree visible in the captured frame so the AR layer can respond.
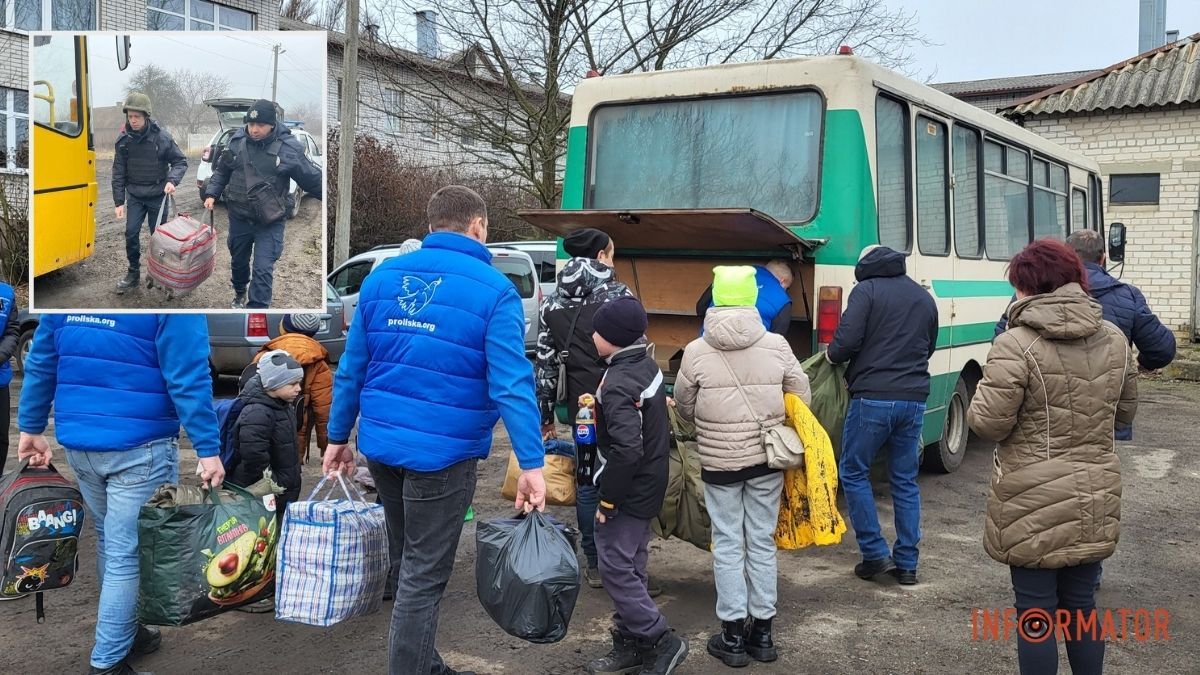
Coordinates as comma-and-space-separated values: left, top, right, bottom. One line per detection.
172, 69, 232, 137
289, 100, 325, 136
281, 0, 320, 22
360, 0, 923, 207
318, 0, 346, 30
125, 64, 185, 127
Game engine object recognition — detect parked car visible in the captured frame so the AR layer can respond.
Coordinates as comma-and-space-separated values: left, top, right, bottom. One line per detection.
328, 243, 541, 354
487, 240, 558, 298
13, 282, 347, 380
194, 98, 323, 220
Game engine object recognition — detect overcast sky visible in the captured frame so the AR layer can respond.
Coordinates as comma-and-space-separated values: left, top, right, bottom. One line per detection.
908, 0, 1200, 82
83, 32, 325, 114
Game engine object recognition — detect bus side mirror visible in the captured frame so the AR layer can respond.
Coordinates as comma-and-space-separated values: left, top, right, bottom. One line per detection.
1108, 222, 1126, 264
116, 36, 131, 71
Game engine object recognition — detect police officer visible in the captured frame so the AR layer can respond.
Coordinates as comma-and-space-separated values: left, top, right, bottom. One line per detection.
112, 92, 188, 294
202, 99, 323, 309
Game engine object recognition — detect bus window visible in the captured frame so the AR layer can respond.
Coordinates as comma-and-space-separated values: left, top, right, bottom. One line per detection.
983, 140, 1029, 260
1090, 173, 1103, 232
32, 35, 82, 137
876, 95, 910, 251
915, 115, 948, 256
1071, 188, 1087, 233
587, 90, 823, 223
1033, 158, 1068, 239
952, 126, 981, 259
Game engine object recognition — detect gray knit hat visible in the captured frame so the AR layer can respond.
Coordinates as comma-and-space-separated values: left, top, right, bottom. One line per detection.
282, 313, 321, 336
258, 349, 303, 391
398, 238, 422, 255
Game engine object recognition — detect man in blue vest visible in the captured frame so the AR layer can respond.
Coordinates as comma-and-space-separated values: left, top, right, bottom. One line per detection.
18, 314, 223, 675
696, 260, 794, 335
323, 185, 546, 675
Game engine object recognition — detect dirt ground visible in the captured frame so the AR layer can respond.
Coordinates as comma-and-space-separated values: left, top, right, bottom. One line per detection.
32, 160, 324, 311
0, 377, 1197, 674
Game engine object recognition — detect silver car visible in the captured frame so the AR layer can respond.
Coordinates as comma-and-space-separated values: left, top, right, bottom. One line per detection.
328, 244, 540, 354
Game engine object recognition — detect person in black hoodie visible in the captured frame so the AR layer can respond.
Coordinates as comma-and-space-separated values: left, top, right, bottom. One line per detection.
587, 296, 688, 675
203, 99, 323, 309
227, 349, 302, 510
111, 91, 188, 294
826, 245, 938, 586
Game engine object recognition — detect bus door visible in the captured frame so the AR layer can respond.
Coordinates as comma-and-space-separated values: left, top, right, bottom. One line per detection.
32, 35, 94, 277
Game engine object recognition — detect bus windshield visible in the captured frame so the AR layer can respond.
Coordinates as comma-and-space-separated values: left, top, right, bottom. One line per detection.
587, 90, 823, 223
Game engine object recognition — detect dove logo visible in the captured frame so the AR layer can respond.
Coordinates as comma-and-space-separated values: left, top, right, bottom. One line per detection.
389, 276, 443, 333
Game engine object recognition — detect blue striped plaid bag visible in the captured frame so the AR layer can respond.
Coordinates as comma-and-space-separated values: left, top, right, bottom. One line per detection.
275, 472, 389, 627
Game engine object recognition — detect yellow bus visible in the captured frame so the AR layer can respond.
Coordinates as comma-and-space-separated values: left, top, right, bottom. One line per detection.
32, 35, 129, 277
522, 50, 1117, 473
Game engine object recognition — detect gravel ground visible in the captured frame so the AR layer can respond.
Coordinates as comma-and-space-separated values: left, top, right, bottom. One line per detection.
0, 376, 1196, 674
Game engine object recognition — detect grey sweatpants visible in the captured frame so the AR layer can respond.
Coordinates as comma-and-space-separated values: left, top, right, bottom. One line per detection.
704, 472, 784, 622
595, 515, 667, 641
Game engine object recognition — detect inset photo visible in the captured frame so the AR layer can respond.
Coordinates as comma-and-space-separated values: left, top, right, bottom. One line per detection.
29, 30, 327, 312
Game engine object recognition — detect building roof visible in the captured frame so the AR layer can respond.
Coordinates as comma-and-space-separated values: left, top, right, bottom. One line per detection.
932, 70, 1097, 97
1005, 33, 1200, 117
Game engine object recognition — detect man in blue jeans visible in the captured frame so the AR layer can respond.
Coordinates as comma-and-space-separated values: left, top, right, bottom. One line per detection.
17, 314, 223, 675
827, 246, 938, 586
323, 186, 546, 675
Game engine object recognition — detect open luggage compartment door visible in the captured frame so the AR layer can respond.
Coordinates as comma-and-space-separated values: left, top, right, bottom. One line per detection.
516, 208, 822, 257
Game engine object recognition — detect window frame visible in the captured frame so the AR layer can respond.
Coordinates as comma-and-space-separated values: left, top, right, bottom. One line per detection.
981, 136, 1032, 262
1, 0, 96, 31
914, 113, 950, 257
1109, 173, 1160, 206
1031, 154, 1069, 240
412, 94, 439, 142
0, 87, 30, 172
581, 86, 828, 224
330, 259, 375, 297
146, 0, 253, 31
950, 123, 984, 260
383, 88, 404, 135
875, 92, 913, 253
1070, 187, 1088, 233
30, 37, 85, 141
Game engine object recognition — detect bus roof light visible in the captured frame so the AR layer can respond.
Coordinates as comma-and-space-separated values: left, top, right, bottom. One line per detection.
586, 69, 602, 78
838, 45, 854, 55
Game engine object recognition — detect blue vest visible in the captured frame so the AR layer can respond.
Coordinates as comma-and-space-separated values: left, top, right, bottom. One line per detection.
704, 266, 791, 333
46, 314, 186, 451
353, 232, 525, 471
0, 284, 14, 387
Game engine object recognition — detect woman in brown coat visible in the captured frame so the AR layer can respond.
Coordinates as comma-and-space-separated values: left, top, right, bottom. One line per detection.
968, 239, 1137, 675
675, 266, 810, 668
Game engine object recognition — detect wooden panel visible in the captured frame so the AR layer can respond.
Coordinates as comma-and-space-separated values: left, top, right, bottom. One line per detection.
614, 257, 813, 320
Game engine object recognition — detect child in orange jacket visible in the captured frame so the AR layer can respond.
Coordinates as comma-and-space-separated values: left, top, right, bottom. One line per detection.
251, 314, 333, 463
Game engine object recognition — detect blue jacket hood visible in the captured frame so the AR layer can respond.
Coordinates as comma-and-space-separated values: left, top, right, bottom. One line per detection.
856, 247, 907, 281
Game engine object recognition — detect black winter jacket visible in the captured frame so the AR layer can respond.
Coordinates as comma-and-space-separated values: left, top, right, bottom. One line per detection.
227, 376, 301, 506
203, 125, 323, 221
112, 120, 188, 205
594, 343, 670, 520
827, 248, 939, 402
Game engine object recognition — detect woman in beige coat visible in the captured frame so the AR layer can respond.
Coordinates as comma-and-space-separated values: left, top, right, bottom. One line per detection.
674, 266, 810, 669
968, 239, 1137, 675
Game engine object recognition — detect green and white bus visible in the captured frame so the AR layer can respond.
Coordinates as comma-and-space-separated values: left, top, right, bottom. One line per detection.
521, 50, 1108, 473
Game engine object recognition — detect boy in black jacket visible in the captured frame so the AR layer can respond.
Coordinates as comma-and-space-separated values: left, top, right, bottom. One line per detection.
587, 297, 688, 675
227, 350, 302, 513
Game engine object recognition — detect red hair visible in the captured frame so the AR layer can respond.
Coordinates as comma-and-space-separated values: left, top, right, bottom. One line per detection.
1007, 238, 1089, 296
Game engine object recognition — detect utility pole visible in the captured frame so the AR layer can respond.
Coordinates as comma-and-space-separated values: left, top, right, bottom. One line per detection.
334, 0, 360, 266
270, 43, 285, 102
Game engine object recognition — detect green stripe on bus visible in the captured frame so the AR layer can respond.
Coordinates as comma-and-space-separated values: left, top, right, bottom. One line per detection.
561, 126, 587, 210
932, 279, 1014, 298
797, 109, 878, 267
935, 321, 997, 350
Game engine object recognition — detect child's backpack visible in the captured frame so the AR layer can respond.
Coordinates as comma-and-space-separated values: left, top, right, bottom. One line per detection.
214, 395, 250, 472
0, 461, 86, 622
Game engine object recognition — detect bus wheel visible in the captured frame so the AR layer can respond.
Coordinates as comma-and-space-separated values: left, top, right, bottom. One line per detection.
924, 378, 969, 473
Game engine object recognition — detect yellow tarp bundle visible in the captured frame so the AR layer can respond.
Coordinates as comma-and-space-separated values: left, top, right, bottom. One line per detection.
774, 393, 847, 549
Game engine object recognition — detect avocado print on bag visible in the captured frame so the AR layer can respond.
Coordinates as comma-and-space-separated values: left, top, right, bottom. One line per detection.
137, 477, 282, 625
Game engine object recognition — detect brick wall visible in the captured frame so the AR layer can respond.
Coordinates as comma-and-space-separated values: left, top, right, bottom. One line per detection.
1023, 105, 1200, 338
100, 0, 277, 30
0, 31, 28, 213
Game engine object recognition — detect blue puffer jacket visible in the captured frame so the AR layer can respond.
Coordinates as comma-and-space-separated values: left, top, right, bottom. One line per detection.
327, 232, 545, 473
18, 314, 221, 456
0, 283, 18, 387
995, 263, 1176, 370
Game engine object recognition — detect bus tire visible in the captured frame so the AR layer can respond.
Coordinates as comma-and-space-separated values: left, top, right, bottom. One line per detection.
924, 378, 969, 473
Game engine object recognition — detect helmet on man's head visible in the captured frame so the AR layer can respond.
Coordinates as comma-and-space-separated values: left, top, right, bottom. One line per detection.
122, 92, 152, 116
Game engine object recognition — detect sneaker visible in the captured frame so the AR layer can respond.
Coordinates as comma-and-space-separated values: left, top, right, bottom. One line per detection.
637, 629, 689, 675
745, 617, 778, 663
116, 271, 139, 295
231, 290, 248, 309
88, 660, 146, 675
236, 598, 274, 613
587, 628, 642, 675
584, 565, 603, 589
706, 620, 750, 668
892, 568, 918, 586
854, 557, 896, 580
647, 577, 663, 598
130, 625, 161, 656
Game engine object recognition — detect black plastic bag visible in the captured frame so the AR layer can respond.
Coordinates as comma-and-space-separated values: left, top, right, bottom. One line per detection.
475, 511, 580, 644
